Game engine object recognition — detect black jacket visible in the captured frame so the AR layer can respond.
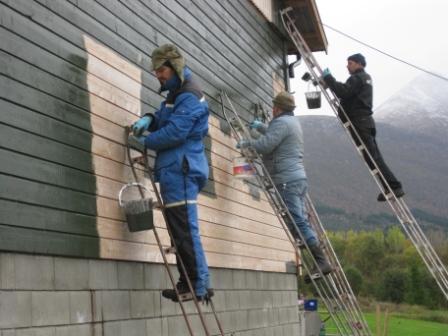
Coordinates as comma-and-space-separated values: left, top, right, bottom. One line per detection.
324, 69, 375, 129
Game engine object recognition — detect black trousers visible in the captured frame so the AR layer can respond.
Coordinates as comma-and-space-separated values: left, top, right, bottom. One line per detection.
351, 125, 402, 191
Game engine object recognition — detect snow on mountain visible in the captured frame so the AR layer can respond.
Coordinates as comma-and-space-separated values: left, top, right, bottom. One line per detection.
374, 74, 448, 141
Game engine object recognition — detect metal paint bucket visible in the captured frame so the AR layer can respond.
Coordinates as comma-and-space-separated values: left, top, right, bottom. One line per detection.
232, 156, 255, 178
118, 183, 154, 232
305, 90, 322, 109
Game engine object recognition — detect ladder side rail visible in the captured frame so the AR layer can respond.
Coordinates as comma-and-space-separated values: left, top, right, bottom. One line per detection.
222, 92, 371, 335
223, 92, 338, 286
252, 99, 371, 334
221, 93, 364, 336
127, 145, 197, 336
281, 8, 448, 301
394, 206, 448, 297
282, 10, 398, 203
399, 201, 448, 281
306, 203, 370, 335
305, 208, 369, 334
390, 199, 448, 294
250, 156, 357, 336
142, 152, 225, 335
395, 213, 448, 298
128, 144, 225, 336
306, 196, 371, 334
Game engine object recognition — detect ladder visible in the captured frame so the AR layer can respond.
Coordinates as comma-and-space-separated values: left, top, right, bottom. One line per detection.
280, 7, 448, 301
125, 128, 225, 336
220, 92, 371, 336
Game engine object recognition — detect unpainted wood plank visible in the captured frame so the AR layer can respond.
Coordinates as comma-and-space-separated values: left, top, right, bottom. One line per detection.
0, 222, 293, 271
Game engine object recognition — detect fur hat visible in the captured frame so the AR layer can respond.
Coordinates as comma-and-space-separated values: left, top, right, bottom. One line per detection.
272, 91, 296, 112
151, 44, 185, 82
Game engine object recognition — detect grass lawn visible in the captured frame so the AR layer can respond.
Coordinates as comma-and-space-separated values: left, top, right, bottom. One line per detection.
364, 313, 448, 336
322, 312, 448, 336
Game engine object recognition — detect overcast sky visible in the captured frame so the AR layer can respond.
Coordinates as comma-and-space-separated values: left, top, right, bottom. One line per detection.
291, 0, 448, 116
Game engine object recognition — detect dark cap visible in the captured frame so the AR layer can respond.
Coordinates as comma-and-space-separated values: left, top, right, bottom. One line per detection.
347, 53, 366, 67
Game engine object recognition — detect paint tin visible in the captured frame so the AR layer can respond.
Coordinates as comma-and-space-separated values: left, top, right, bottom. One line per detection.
232, 156, 255, 178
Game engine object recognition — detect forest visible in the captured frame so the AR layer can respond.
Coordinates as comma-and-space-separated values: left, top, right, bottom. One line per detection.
325, 228, 448, 309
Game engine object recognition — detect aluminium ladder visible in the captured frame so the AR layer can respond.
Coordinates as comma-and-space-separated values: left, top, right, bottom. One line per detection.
251, 100, 371, 335
125, 128, 225, 336
220, 92, 371, 336
280, 7, 448, 301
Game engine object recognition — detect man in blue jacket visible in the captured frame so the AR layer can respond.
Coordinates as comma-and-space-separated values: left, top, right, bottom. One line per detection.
238, 92, 332, 280
132, 44, 210, 301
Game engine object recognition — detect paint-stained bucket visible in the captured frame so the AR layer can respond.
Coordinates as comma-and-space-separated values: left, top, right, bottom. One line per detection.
119, 183, 154, 232
305, 90, 321, 109
232, 156, 255, 178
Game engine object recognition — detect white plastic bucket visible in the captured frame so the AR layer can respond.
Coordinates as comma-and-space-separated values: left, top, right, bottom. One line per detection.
232, 156, 255, 178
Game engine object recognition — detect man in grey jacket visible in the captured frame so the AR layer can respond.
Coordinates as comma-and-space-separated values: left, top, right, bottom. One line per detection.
237, 92, 332, 279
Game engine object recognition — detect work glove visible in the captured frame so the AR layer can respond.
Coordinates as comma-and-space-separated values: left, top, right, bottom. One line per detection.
249, 120, 264, 130
322, 68, 331, 78
132, 115, 153, 136
236, 139, 251, 149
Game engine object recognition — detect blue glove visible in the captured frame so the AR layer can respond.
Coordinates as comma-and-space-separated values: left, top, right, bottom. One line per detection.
236, 139, 251, 149
132, 115, 153, 136
249, 120, 264, 130
322, 68, 331, 77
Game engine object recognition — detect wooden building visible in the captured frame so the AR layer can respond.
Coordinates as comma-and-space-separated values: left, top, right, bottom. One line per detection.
0, 0, 326, 334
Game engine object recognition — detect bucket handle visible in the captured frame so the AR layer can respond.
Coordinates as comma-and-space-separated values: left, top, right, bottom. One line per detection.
118, 182, 150, 207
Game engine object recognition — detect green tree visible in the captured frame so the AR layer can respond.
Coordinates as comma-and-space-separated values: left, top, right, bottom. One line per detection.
406, 263, 425, 305
344, 265, 363, 295
378, 268, 408, 303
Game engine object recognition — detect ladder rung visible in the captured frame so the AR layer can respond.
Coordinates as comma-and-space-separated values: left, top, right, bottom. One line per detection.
381, 192, 394, 201
371, 169, 379, 175
178, 292, 194, 302
357, 145, 366, 151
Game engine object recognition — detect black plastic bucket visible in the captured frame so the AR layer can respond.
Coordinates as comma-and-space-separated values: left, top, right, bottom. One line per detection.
305, 91, 322, 109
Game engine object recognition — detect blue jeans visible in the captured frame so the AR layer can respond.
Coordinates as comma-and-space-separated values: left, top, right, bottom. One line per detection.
277, 179, 318, 246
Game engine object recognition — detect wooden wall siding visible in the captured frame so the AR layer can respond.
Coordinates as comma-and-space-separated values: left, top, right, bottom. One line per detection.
0, 0, 295, 272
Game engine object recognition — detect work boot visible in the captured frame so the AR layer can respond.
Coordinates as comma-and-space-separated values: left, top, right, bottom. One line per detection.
304, 244, 332, 283
162, 282, 190, 301
377, 187, 404, 202
162, 282, 214, 303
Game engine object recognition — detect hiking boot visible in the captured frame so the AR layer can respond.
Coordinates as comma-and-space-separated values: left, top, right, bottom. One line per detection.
304, 244, 333, 283
377, 188, 404, 202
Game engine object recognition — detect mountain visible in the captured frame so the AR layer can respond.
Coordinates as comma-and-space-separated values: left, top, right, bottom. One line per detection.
300, 74, 448, 232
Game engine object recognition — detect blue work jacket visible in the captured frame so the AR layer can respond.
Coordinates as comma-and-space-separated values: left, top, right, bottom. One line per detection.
145, 68, 209, 191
